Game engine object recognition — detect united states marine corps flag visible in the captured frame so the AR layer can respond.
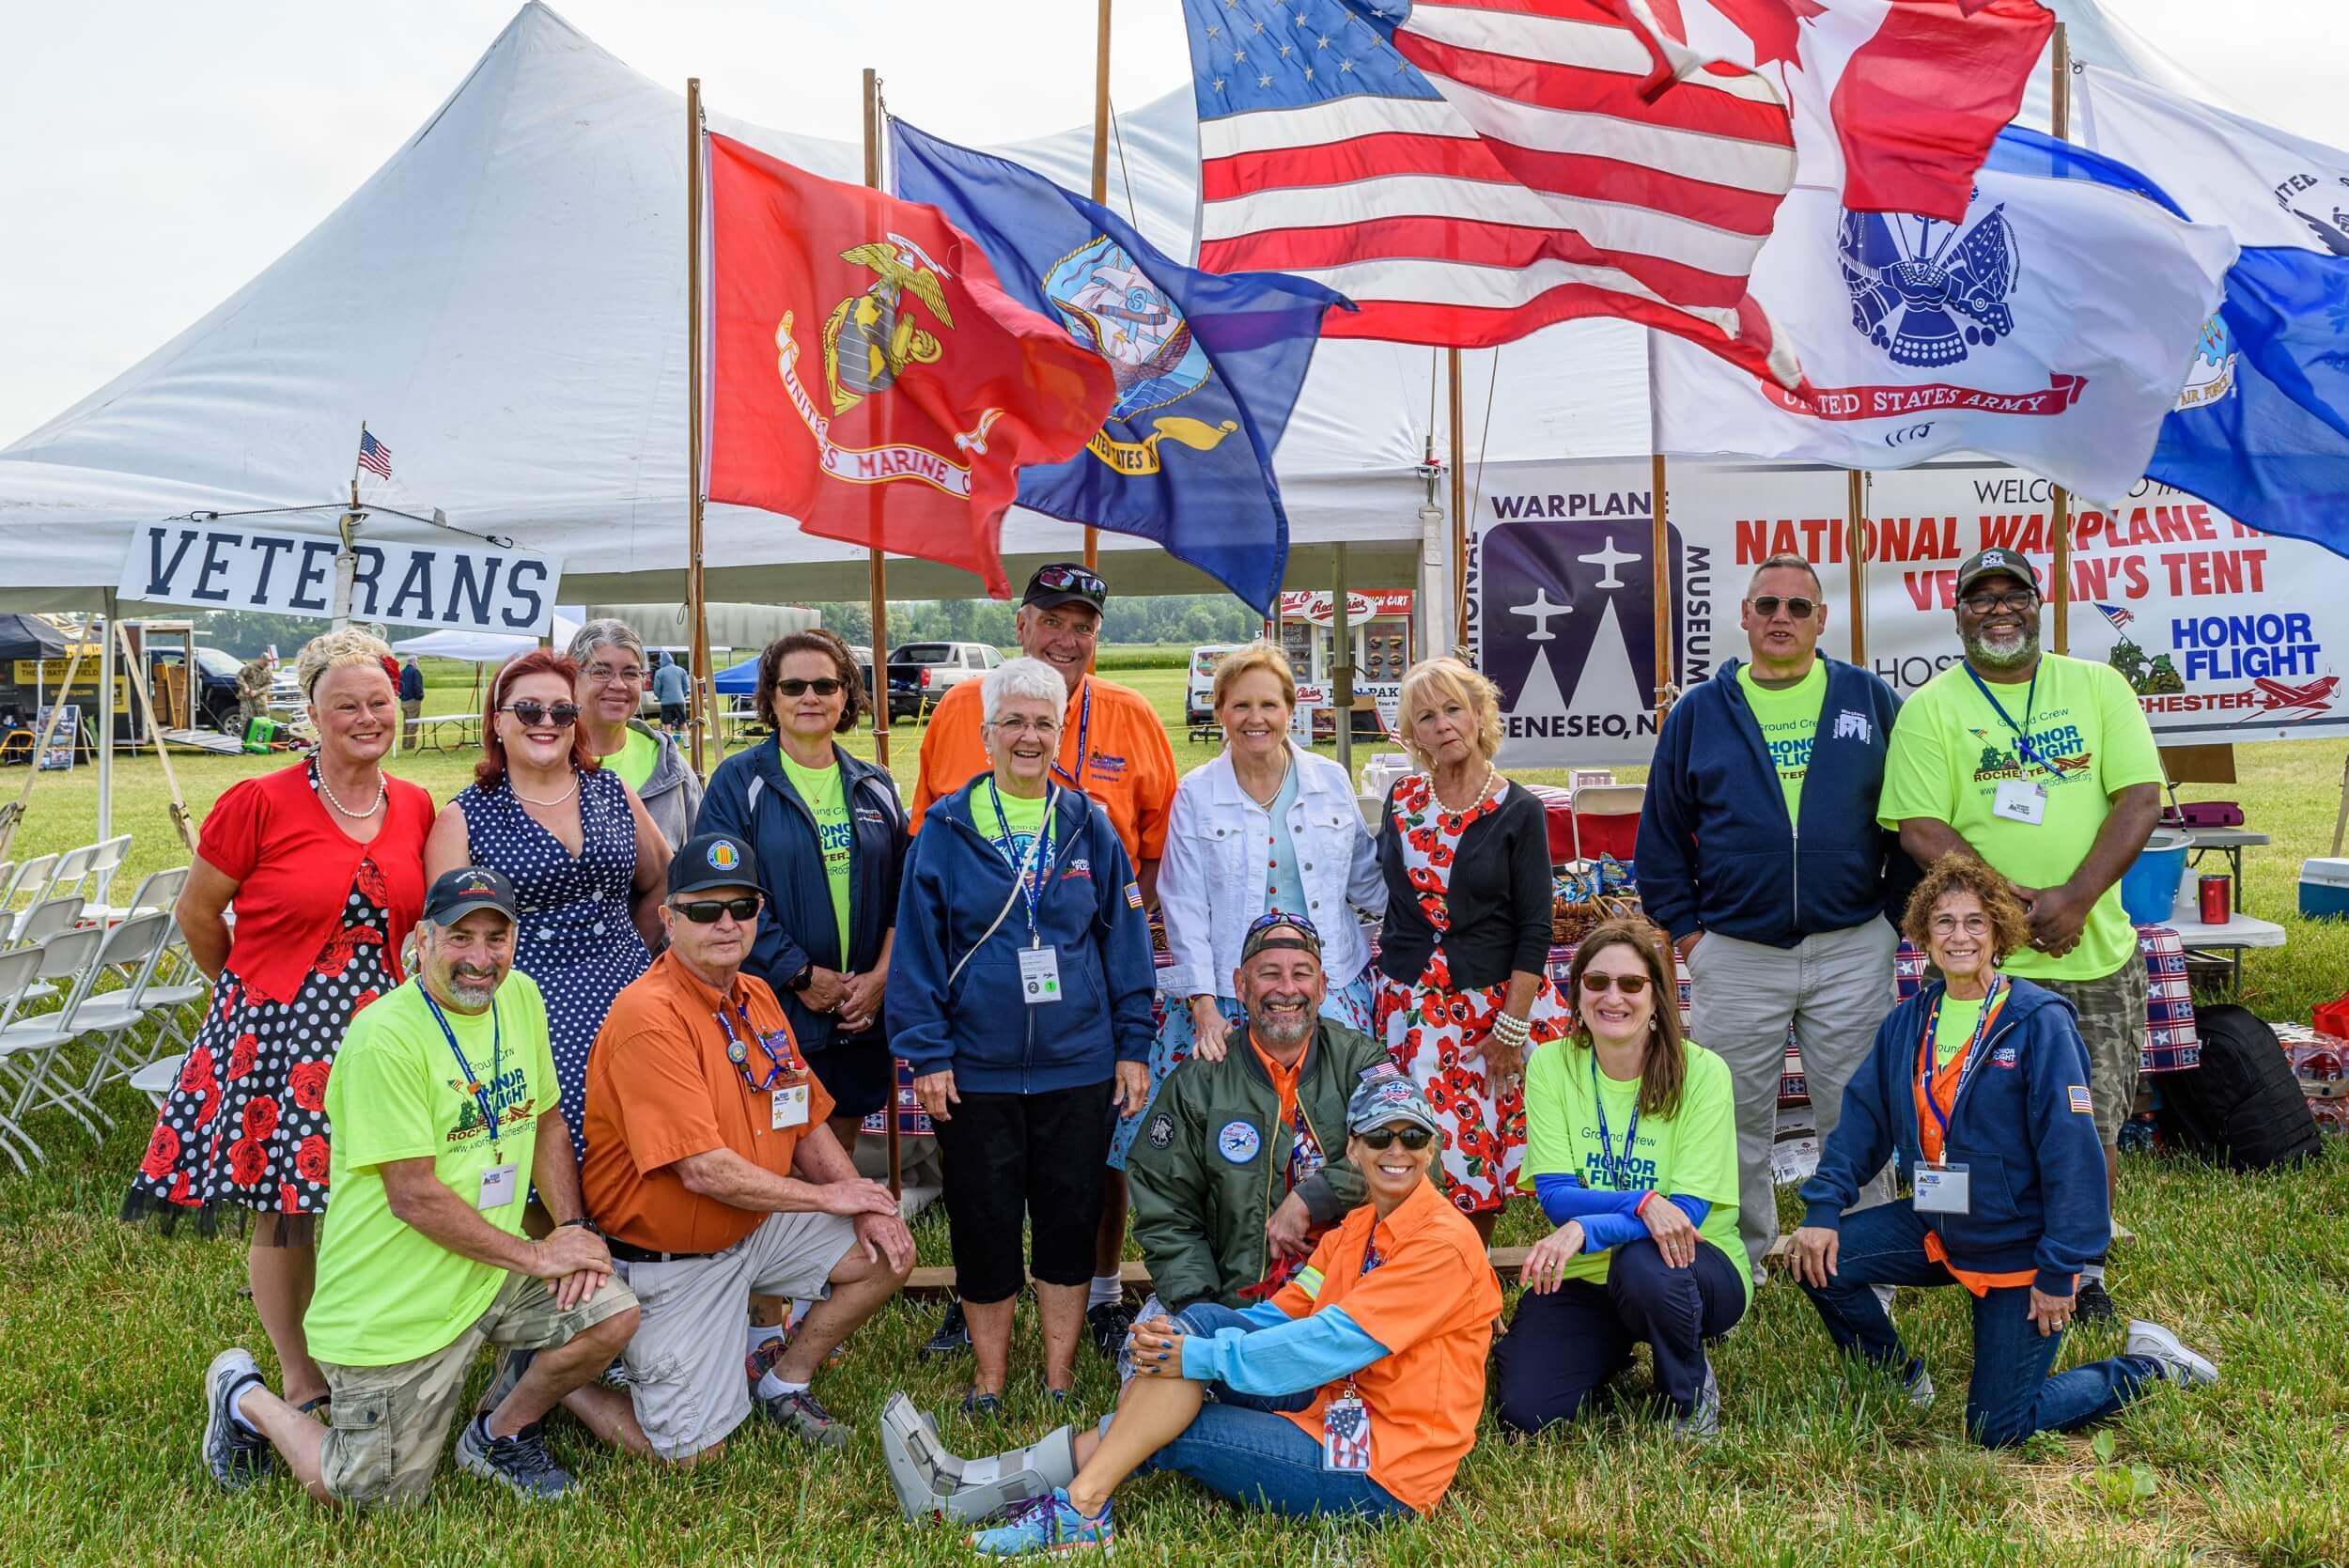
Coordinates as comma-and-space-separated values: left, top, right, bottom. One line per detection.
705, 132, 1116, 597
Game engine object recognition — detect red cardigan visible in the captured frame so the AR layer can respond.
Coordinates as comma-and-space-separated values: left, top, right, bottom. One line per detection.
198, 760, 433, 1004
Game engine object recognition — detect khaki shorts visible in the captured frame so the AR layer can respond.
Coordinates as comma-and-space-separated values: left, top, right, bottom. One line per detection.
2037, 955, 2150, 1145
318, 1270, 636, 1508
614, 1209, 858, 1460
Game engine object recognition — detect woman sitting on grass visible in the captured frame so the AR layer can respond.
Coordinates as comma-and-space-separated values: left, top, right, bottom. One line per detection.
1792, 853, 2218, 1445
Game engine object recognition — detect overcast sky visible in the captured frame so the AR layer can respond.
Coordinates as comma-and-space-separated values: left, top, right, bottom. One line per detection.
3, 0, 2341, 443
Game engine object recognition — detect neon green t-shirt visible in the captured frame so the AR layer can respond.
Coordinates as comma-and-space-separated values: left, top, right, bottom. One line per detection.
1877, 653, 2164, 982
1934, 993, 1985, 1068
780, 746, 853, 964
1519, 1039, 1748, 1306
1736, 660, 1828, 822
305, 972, 557, 1366
980, 780, 1050, 862
610, 725, 661, 794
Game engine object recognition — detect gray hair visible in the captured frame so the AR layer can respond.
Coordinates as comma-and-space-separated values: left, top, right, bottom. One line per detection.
1747, 551, 1824, 598
566, 617, 646, 668
982, 656, 1066, 723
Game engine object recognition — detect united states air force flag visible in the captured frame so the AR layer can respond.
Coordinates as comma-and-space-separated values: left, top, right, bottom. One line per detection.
891, 119, 1350, 613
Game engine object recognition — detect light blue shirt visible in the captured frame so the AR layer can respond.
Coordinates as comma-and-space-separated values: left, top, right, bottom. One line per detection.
1262, 764, 1310, 924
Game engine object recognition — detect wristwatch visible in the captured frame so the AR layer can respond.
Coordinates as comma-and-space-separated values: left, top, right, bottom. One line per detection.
558, 1217, 597, 1233
786, 963, 816, 994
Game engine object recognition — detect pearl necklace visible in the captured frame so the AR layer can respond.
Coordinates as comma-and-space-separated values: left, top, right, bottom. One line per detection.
510, 768, 581, 808
316, 766, 386, 819
1432, 763, 1498, 821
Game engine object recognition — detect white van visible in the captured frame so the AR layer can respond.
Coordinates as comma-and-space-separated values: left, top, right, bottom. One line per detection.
1187, 644, 1239, 725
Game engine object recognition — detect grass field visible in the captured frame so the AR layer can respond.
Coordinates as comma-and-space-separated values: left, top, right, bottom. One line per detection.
1, 666, 2344, 1565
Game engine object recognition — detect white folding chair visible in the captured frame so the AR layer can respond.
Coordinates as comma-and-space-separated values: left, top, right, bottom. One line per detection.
1569, 783, 1647, 866
129, 1053, 187, 1110
0, 926, 110, 1154
8, 894, 86, 951
81, 834, 131, 909
0, 947, 48, 1171
1, 854, 56, 919
29, 844, 96, 908
70, 910, 179, 1097
0, 862, 15, 908
82, 862, 185, 926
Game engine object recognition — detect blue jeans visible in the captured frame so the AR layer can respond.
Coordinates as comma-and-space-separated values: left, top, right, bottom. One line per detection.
1114, 1304, 1412, 1520
1798, 1200, 2160, 1447
1495, 1237, 1747, 1433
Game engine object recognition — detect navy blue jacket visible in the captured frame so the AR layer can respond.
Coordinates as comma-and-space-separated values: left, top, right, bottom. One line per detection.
694, 740, 907, 1055
889, 776, 1154, 1095
1801, 978, 2109, 1296
1636, 656, 1911, 948
397, 661, 424, 701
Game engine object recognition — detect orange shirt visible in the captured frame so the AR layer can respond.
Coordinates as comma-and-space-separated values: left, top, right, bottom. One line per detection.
1912, 987, 2036, 1297
581, 950, 833, 1254
1269, 1178, 1501, 1515
908, 674, 1176, 865
1253, 1035, 1302, 1133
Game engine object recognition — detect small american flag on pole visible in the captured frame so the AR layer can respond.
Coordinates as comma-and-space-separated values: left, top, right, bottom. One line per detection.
357, 428, 393, 481
2096, 602, 2134, 629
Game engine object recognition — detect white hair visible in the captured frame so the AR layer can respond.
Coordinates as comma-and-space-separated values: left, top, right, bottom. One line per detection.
982, 656, 1066, 722
567, 617, 646, 667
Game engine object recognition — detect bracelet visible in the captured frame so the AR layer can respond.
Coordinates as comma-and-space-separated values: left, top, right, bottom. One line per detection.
1488, 1011, 1532, 1047
1633, 1191, 1657, 1218
558, 1217, 597, 1233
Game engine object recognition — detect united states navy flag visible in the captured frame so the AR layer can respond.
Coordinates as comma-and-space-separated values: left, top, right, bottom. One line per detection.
891, 119, 1350, 613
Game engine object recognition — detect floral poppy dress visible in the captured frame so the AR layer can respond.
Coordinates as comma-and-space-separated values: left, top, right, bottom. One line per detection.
1373, 773, 1572, 1215
122, 853, 397, 1243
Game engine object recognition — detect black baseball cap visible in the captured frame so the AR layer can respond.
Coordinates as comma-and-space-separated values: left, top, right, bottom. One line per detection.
425, 866, 518, 926
1954, 548, 2042, 598
669, 831, 761, 897
1021, 562, 1108, 614
1240, 911, 1323, 966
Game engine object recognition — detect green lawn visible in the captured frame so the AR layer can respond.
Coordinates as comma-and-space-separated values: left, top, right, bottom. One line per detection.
1, 669, 2345, 1564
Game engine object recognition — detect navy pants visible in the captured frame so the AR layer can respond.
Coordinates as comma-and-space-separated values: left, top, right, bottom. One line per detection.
1798, 1199, 2160, 1447
1494, 1237, 1747, 1433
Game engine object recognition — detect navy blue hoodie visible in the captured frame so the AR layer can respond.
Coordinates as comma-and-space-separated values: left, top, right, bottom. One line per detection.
1636, 656, 1911, 948
1800, 977, 2109, 1296
889, 775, 1154, 1095
694, 739, 907, 1055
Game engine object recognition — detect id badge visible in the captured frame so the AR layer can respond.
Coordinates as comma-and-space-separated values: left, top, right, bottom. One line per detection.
1322, 1395, 1371, 1473
1017, 945, 1063, 1006
1992, 779, 2047, 826
1912, 1160, 1970, 1215
476, 1161, 519, 1211
770, 1082, 811, 1131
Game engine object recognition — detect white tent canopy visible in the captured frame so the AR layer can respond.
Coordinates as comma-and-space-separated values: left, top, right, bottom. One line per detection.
0, 1, 2202, 619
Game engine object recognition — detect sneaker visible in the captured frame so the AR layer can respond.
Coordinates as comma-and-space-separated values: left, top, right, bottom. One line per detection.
745, 1336, 787, 1389
2123, 1320, 2220, 1388
475, 1346, 539, 1436
1903, 1359, 1937, 1412
1086, 1299, 1135, 1359
201, 1349, 275, 1492
2075, 1278, 2117, 1324
756, 1385, 849, 1449
923, 1299, 971, 1358
962, 1389, 1004, 1419
969, 1489, 1113, 1557
456, 1415, 580, 1499
1671, 1362, 1720, 1440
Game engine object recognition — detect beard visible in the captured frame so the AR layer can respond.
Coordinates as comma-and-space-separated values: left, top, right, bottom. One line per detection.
1964, 619, 2039, 670
439, 966, 504, 1010
1248, 996, 1315, 1047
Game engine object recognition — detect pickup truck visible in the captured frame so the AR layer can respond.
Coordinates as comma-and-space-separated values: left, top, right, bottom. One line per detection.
887, 642, 1003, 718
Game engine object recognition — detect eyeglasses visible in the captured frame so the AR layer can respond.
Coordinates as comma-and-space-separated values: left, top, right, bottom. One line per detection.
1032, 565, 1106, 598
1929, 913, 1992, 936
1357, 1126, 1435, 1151
1962, 590, 2040, 614
499, 700, 580, 727
1579, 971, 1652, 995
777, 677, 843, 697
988, 715, 1062, 736
1748, 595, 1818, 619
670, 895, 761, 924
583, 662, 646, 685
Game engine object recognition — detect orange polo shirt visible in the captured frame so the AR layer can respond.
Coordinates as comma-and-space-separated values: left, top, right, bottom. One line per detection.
1913, 988, 2037, 1297
581, 950, 833, 1255
908, 673, 1176, 865
1268, 1178, 1501, 1515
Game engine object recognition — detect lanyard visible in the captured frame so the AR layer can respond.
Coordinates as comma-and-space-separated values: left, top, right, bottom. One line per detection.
1049, 679, 1092, 792
1917, 976, 2006, 1140
1588, 1050, 1642, 1191
1963, 664, 2066, 784
1360, 1231, 1383, 1277
986, 777, 1057, 942
715, 997, 799, 1092
422, 984, 506, 1159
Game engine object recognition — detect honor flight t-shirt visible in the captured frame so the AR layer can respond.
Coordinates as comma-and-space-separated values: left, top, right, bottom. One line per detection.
1735, 660, 1828, 821
779, 747, 854, 962
1877, 654, 2163, 983
1935, 994, 1985, 1067
611, 726, 661, 794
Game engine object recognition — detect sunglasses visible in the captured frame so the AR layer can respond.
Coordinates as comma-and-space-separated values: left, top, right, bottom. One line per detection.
670, 895, 761, 924
1748, 595, 1819, 619
1033, 565, 1106, 598
1579, 971, 1652, 995
500, 700, 580, 727
777, 677, 843, 697
1245, 909, 1322, 939
1357, 1126, 1435, 1151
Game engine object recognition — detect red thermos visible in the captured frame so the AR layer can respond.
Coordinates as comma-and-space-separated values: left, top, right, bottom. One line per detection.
2198, 874, 2232, 925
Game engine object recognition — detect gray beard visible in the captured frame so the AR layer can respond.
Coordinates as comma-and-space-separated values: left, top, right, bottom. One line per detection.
1249, 1004, 1315, 1047
1965, 625, 2039, 670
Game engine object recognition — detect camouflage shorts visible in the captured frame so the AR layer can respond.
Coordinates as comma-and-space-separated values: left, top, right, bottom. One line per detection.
2036, 956, 2149, 1144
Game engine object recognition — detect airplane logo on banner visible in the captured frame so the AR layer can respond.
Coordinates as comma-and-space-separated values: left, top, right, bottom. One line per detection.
1479, 521, 1685, 724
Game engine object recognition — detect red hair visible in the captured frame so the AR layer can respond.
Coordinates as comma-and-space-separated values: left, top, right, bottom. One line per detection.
476, 649, 599, 787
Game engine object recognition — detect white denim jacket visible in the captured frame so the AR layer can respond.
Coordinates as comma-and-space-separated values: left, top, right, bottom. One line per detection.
1157, 742, 1386, 1000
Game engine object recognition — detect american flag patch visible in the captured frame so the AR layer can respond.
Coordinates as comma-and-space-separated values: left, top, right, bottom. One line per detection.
2068, 1085, 2094, 1115
1125, 881, 1143, 910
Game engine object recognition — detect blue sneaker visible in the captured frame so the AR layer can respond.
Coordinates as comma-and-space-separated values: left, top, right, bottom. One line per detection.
968, 1488, 1112, 1556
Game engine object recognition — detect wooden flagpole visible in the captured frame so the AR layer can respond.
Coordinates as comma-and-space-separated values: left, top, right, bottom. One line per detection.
1847, 469, 1870, 667
1652, 454, 1673, 725
2047, 23, 2075, 654
1449, 349, 1469, 652
863, 70, 894, 775
685, 76, 714, 777
1083, 0, 1112, 576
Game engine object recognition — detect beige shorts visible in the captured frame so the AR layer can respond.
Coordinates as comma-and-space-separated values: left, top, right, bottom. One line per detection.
317, 1270, 636, 1508
614, 1209, 858, 1460
2037, 956, 2150, 1145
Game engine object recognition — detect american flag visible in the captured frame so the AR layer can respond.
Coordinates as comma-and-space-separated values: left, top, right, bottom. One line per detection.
357, 428, 393, 480
2096, 602, 2135, 629
1182, 0, 1802, 385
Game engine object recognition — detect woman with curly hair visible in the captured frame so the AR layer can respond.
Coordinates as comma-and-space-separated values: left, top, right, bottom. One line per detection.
124, 629, 434, 1417
1792, 854, 2219, 1445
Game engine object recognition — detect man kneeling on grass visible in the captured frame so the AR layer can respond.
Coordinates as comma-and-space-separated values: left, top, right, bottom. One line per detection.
202, 867, 646, 1505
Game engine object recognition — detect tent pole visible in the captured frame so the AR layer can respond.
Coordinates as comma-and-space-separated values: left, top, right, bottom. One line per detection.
1846, 470, 1869, 668
1448, 349, 1468, 654
1083, 0, 1111, 578
1652, 454, 1673, 725
2047, 23, 2074, 655
115, 619, 195, 858
863, 69, 894, 777
685, 76, 713, 778
1333, 545, 1353, 781
97, 594, 115, 845
0, 619, 94, 859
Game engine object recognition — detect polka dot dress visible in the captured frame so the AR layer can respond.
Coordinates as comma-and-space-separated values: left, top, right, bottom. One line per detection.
455, 767, 649, 1158
124, 853, 397, 1241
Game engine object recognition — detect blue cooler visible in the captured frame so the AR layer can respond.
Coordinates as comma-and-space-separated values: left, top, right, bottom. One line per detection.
2301, 858, 2349, 921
